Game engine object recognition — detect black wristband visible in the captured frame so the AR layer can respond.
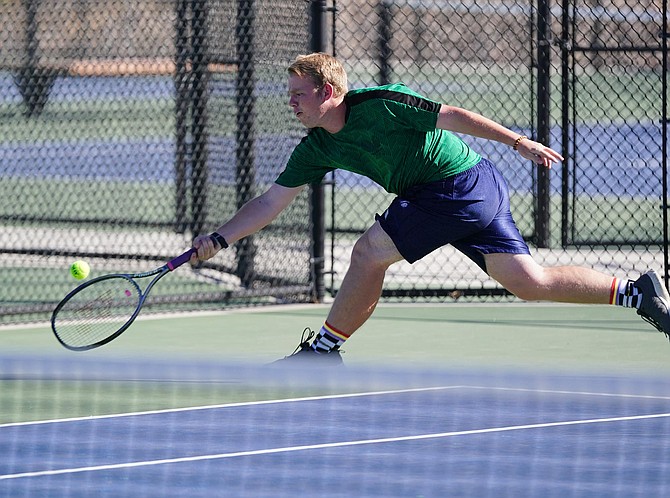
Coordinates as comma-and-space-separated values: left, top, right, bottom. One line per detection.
209, 232, 229, 249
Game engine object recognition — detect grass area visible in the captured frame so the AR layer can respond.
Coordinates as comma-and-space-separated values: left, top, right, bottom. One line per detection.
0, 178, 175, 224
0, 98, 176, 142
0, 93, 290, 142
15, 180, 172, 224
0, 178, 270, 226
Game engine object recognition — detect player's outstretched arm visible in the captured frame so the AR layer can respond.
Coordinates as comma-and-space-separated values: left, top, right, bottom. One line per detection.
191, 183, 305, 262
436, 105, 563, 169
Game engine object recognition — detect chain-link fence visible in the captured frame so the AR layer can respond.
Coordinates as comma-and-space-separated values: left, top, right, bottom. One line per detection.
0, 0, 313, 324
1, 0, 667, 323
325, 0, 668, 299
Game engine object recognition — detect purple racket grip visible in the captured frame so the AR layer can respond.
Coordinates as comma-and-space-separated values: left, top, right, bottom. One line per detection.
167, 248, 197, 271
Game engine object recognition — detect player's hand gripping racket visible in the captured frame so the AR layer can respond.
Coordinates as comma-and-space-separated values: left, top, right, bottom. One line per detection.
51, 248, 196, 351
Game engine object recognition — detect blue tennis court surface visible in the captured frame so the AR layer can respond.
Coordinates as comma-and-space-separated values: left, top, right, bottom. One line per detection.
2, 357, 670, 497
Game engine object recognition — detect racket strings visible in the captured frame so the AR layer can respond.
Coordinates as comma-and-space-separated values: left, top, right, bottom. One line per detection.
53, 277, 141, 349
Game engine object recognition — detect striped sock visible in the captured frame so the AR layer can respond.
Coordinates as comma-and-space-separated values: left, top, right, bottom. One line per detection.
310, 322, 351, 354
610, 277, 642, 309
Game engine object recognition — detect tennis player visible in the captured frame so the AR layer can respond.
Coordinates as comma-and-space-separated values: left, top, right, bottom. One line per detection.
192, 52, 670, 365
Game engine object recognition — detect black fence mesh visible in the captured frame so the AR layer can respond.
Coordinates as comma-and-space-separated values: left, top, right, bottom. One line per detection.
326, 0, 667, 299
566, 0, 666, 246
0, 0, 667, 323
0, 0, 312, 324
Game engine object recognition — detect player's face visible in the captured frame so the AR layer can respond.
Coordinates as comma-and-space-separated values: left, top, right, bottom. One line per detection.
288, 74, 326, 129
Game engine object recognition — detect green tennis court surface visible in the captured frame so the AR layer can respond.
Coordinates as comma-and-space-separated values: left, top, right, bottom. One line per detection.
3, 303, 669, 371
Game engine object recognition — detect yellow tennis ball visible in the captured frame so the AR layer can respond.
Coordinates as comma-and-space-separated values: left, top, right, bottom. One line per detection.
70, 260, 90, 280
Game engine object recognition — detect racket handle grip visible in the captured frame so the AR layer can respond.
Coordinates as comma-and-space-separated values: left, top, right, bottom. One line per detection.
167, 248, 197, 271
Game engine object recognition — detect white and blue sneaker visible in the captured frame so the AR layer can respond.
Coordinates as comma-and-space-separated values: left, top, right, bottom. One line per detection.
634, 271, 670, 340
272, 327, 344, 366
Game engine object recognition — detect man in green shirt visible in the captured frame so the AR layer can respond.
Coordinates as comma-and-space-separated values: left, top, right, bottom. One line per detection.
193, 53, 670, 364
277, 82, 481, 195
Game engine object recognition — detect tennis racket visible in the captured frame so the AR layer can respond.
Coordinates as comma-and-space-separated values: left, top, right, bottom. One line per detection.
51, 248, 196, 351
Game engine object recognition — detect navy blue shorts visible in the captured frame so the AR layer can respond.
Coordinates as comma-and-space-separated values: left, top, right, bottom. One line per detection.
376, 158, 530, 273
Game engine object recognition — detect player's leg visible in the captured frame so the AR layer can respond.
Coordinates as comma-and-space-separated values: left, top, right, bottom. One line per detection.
452, 159, 670, 339
484, 252, 613, 304
274, 221, 403, 364
325, 221, 404, 333
484, 252, 670, 338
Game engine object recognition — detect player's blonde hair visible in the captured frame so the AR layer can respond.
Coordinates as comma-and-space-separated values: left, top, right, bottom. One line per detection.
288, 53, 348, 97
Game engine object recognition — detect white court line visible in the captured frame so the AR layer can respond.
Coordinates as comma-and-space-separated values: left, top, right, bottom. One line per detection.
0, 385, 462, 428
2, 411, 670, 481
465, 385, 670, 401
4, 384, 670, 429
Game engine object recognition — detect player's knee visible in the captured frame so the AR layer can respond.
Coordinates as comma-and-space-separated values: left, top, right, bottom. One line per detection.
350, 235, 376, 267
350, 233, 392, 271
487, 254, 547, 301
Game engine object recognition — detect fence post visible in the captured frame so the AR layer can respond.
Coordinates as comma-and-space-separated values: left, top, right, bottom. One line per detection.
662, 0, 669, 287
235, 0, 257, 287
377, 0, 392, 85
174, 0, 190, 233
190, 0, 210, 240
559, 0, 570, 247
309, 0, 327, 302
535, 0, 552, 248
17, 0, 56, 116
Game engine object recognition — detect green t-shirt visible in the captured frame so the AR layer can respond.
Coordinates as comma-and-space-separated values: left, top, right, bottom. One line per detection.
276, 83, 481, 195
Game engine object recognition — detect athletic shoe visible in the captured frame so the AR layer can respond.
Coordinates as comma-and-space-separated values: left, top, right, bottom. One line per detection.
272, 327, 344, 366
634, 271, 670, 340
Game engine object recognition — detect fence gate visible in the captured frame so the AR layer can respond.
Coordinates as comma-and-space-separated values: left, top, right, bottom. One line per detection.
558, 0, 668, 279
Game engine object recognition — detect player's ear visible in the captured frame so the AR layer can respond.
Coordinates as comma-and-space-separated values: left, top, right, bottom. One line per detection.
322, 82, 335, 101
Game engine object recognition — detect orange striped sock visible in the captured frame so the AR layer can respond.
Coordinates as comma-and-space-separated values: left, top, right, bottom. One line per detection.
611, 277, 642, 308
609, 278, 619, 305
310, 321, 351, 354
